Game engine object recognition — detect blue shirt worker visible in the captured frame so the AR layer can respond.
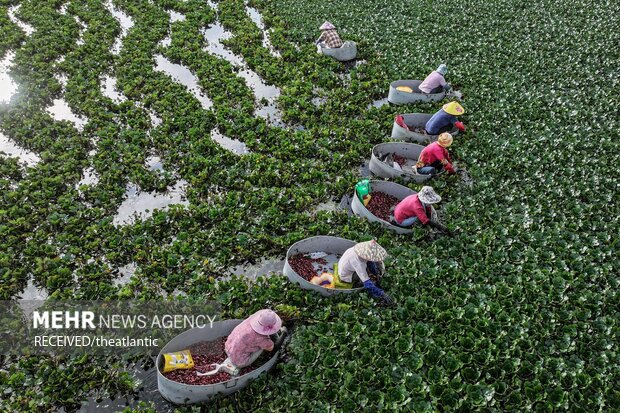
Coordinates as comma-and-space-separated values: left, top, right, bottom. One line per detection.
425, 101, 466, 135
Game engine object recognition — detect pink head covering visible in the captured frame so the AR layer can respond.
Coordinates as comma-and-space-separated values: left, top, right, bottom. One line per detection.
320, 21, 336, 31
249, 309, 282, 335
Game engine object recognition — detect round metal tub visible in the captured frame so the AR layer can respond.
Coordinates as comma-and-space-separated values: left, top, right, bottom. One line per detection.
157, 320, 280, 405
320, 41, 357, 61
283, 236, 363, 296
351, 180, 436, 234
387, 80, 446, 104
369, 142, 435, 183
391, 113, 459, 144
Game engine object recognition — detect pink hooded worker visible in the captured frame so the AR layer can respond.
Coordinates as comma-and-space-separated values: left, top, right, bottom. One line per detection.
419, 64, 451, 94
225, 309, 282, 368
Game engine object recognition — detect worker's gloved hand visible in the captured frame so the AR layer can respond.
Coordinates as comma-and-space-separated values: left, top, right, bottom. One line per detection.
429, 220, 448, 232
445, 162, 456, 174
443, 83, 452, 91
380, 292, 395, 306
455, 121, 466, 132
363, 280, 386, 298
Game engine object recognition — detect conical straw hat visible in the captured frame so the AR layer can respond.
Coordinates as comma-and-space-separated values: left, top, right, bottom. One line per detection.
442, 101, 464, 116
354, 240, 387, 261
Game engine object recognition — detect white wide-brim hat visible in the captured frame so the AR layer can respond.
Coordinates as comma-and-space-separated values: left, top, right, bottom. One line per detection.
417, 186, 442, 204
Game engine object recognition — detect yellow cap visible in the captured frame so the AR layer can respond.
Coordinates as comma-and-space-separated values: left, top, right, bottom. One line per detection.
442, 101, 465, 116
396, 86, 414, 93
437, 133, 453, 148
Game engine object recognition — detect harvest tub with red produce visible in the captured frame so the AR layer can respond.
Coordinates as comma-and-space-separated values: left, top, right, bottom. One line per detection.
391, 113, 459, 144
351, 180, 437, 235
283, 236, 364, 297
157, 319, 282, 405
369, 142, 443, 183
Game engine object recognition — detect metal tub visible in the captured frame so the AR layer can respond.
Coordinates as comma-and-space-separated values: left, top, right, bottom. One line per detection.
391, 113, 458, 143
369, 142, 433, 183
157, 320, 280, 405
387, 80, 446, 104
283, 236, 363, 296
351, 180, 436, 234
320, 41, 357, 61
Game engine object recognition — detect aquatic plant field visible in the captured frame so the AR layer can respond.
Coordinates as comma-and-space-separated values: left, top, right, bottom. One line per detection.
0, 0, 618, 411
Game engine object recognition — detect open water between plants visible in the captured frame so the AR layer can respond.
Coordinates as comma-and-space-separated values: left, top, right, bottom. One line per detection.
105, 0, 134, 55
7, 5, 35, 36
0, 132, 41, 167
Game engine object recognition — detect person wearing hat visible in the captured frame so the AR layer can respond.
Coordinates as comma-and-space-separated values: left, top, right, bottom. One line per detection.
315, 21, 344, 49
393, 186, 445, 231
338, 240, 394, 305
415, 133, 456, 175
419, 64, 451, 94
224, 309, 282, 370
425, 101, 466, 135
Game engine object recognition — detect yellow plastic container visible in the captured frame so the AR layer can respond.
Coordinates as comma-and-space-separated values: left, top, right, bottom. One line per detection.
163, 349, 194, 373
396, 86, 414, 93
333, 263, 353, 289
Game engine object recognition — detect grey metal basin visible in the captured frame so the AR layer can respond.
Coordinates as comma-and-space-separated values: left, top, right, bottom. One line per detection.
350, 180, 436, 234
320, 41, 357, 61
387, 80, 446, 104
369, 142, 434, 183
157, 320, 280, 405
283, 236, 363, 296
390, 113, 458, 144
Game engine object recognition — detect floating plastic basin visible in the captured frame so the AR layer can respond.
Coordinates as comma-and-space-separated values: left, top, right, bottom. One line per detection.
391, 113, 458, 144
350, 180, 436, 234
157, 320, 280, 405
387, 80, 446, 104
283, 236, 364, 296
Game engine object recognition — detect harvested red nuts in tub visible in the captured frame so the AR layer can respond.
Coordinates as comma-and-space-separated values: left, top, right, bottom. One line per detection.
366, 191, 399, 222
288, 253, 328, 281
162, 338, 261, 385
391, 154, 407, 167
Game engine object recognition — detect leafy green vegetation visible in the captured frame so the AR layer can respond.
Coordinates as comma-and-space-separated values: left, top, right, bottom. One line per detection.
0, 0, 618, 411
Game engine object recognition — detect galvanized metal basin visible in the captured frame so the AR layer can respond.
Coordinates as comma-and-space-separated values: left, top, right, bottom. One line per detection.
157, 320, 280, 405
391, 113, 458, 144
320, 41, 357, 61
283, 236, 364, 296
350, 180, 436, 234
369, 142, 434, 183
387, 80, 446, 104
